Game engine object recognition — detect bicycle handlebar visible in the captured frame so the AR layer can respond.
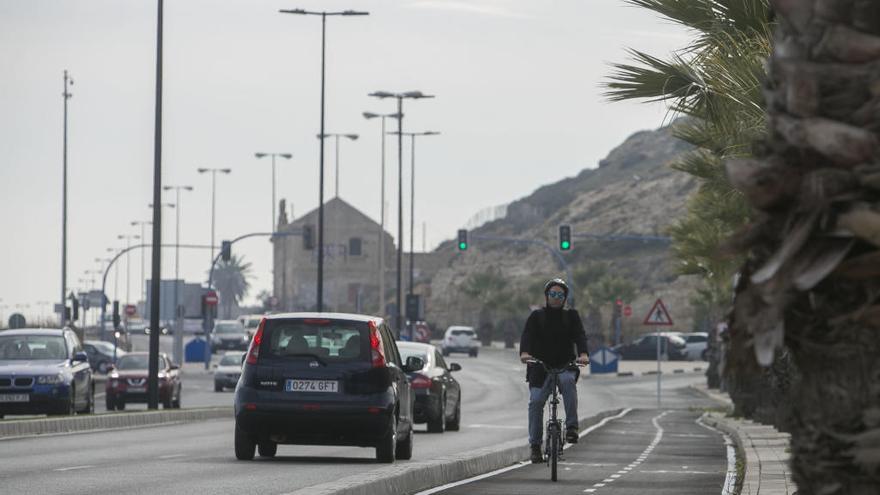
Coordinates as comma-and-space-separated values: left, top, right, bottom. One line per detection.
526, 358, 586, 372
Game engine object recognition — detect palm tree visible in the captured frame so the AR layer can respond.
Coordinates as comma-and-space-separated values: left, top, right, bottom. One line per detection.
728, 3, 880, 491
212, 255, 252, 319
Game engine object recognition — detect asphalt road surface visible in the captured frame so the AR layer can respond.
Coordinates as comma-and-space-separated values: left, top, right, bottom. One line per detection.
0, 345, 720, 494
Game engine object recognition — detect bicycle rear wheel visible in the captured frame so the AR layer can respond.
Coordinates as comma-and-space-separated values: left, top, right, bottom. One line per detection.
550, 428, 559, 481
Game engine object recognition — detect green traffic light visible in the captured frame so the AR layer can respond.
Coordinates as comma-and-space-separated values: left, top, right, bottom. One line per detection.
459, 242, 468, 250
561, 241, 570, 250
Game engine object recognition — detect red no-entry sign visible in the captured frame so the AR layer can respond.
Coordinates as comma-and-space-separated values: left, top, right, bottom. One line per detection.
204, 290, 219, 306
623, 305, 632, 318
124, 304, 137, 317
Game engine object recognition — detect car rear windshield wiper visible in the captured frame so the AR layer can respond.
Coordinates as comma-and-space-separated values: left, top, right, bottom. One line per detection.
283, 353, 327, 366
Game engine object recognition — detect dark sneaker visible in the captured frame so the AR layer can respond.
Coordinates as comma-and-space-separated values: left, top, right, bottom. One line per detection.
566, 427, 579, 444
530, 444, 543, 463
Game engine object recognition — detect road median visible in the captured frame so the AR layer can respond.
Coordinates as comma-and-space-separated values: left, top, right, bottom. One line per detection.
282, 408, 625, 495
0, 406, 232, 439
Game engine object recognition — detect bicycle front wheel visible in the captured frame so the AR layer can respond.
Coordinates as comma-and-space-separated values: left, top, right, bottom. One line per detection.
550, 429, 559, 482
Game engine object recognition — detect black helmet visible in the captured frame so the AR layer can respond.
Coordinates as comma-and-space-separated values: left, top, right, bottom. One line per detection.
544, 278, 569, 298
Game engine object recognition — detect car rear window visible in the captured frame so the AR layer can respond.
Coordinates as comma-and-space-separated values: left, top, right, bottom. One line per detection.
262, 319, 369, 362
686, 335, 707, 343
451, 330, 474, 337
0, 335, 67, 360
216, 323, 245, 334
219, 354, 243, 366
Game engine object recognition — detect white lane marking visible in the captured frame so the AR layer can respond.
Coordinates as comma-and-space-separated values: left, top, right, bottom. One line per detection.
584, 490, 597, 493
55, 465, 95, 472
610, 474, 621, 478
638, 470, 717, 474
602, 478, 614, 482
158, 454, 186, 459
465, 424, 522, 430
413, 408, 633, 495
593, 483, 606, 487
696, 413, 738, 495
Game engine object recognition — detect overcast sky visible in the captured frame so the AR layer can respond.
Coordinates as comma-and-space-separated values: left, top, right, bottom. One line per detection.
0, 0, 688, 321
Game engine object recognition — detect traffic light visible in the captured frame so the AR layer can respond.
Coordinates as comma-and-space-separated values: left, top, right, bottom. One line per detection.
71, 298, 80, 321
457, 229, 468, 251
112, 300, 121, 330
558, 225, 572, 251
303, 225, 314, 250
221, 240, 232, 262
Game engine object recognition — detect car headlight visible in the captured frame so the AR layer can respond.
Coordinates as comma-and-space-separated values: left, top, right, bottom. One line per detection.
110, 372, 119, 379
38, 374, 65, 384
158, 372, 166, 379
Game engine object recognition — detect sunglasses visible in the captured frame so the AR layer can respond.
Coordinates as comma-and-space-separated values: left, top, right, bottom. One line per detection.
547, 290, 566, 299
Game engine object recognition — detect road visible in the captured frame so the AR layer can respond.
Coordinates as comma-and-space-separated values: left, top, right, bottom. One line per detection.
0, 344, 719, 494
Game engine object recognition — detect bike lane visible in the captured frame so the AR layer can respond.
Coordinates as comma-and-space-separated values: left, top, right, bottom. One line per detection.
420, 409, 731, 495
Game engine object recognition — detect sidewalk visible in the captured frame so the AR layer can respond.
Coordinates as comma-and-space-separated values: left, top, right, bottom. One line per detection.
693, 383, 796, 495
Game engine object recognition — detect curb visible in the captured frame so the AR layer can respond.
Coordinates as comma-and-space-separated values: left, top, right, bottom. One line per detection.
0, 407, 232, 439
281, 408, 625, 495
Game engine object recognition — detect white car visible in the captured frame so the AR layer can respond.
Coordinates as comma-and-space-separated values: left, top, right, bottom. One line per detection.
214, 351, 245, 392
238, 314, 264, 339
441, 326, 480, 357
681, 332, 709, 361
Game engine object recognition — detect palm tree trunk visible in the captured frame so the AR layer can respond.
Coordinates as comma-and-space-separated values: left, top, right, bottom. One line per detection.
729, 2, 880, 492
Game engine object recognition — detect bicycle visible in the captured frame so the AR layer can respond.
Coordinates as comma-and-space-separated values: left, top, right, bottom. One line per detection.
527, 358, 585, 482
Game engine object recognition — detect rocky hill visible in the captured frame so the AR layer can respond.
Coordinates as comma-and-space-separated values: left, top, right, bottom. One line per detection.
423, 123, 704, 342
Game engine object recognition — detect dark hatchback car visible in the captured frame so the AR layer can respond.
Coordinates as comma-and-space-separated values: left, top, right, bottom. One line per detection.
0, 328, 95, 417
612, 333, 688, 361
396, 341, 462, 433
105, 352, 182, 410
234, 313, 424, 463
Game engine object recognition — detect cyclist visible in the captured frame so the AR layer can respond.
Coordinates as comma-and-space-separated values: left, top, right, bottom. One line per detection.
520, 278, 590, 463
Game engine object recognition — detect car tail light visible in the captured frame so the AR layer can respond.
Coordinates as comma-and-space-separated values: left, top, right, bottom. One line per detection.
369, 321, 386, 368
245, 318, 266, 365
410, 374, 431, 389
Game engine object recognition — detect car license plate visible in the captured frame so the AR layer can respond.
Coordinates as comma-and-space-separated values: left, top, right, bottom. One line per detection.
285, 379, 338, 393
128, 387, 146, 393
0, 394, 30, 403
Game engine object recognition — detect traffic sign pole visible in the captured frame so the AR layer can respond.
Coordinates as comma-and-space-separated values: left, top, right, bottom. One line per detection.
642, 298, 674, 408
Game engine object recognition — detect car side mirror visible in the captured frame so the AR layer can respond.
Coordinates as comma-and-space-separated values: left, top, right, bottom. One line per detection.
73, 351, 89, 363
449, 363, 462, 372
404, 356, 424, 372
170, 364, 179, 370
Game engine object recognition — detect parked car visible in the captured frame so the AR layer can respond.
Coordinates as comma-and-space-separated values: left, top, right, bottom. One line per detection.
681, 332, 709, 361
105, 352, 182, 410
83, 339, 126, 374
441, 326, 480, 357
612, 333, 688, 361
143, 326, 169, 336
214, 351, 245, 392
212, 320, 249, 352
233, 313, 424, 463
238, 314, 264, 340
0, 328, 95, 417
396, 341, 462, 433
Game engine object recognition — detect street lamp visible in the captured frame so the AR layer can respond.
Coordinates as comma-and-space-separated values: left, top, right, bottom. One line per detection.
131, 220, 153, 305
254, 153, 292, 231
106, 247, 121, 302
387, 131, 440, 313
368, 90, 435, 335
118, 234, 141, 306
363, 111, 401, 317
280, 7, 369, 313
60, 70, 73, 326
316, 134, 358, 198
163, 185, 193, 365
197, 168, 231, 270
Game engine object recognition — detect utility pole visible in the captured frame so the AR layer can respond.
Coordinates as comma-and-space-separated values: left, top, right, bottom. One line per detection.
60, 70, 73, 326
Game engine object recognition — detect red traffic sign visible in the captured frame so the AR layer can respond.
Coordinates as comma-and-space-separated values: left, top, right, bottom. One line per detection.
623, 305, 632, 318
643, 298, 673, 326
124, 304, 137, 317
204, 290, 219, 306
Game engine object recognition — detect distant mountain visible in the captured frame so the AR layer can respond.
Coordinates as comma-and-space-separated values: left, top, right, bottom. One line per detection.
422, 123, 704, 340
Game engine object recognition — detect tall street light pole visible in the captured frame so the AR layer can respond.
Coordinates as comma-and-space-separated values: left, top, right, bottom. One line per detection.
363, 112, 401, 317
118, 234, 140, 306
254, 153, 292, 231
197, 168, 231, 272
163, 185, 192, 365
368, 91, 434, 336
280, 7, 368, 312
316, 134, 358, 198
131, 220, 153, 305
60, 70, 73, 326
388, 131, 440, 303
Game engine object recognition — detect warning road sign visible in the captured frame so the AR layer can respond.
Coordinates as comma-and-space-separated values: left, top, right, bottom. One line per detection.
643, 298, 673, 326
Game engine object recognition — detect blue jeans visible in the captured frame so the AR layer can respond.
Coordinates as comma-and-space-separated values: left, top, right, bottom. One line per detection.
528, 370, 578, 446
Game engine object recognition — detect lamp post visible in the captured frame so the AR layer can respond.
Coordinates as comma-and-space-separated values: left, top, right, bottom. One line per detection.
367, 91, 434, 336
316, 134, 358, 198
163, 185, 193, 365
60, 70, 73, 326
254, 153, 292, 231
118, 234, 141, 307
131, 220, 153, 305
279, 7, 369, 312
197, 168, 231, 271
363, 112, 401, 317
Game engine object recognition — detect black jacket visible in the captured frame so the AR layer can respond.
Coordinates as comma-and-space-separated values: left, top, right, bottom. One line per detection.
520, 307, 588, 387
